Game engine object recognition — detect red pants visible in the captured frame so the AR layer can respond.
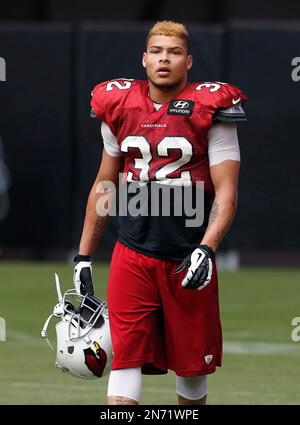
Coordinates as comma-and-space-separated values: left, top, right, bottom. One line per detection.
107, 241, 222, 376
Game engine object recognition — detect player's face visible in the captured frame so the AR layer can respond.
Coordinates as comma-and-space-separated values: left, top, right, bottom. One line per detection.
143, 35, 193, 90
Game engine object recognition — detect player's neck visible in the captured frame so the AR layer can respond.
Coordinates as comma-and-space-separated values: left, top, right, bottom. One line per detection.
148, 80, 188, 104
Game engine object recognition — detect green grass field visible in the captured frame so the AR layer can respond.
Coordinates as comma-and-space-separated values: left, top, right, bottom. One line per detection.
0, 262, 300, 405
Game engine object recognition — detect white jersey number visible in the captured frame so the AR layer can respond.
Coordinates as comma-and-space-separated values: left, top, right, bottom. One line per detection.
106, 80, 133, 91
121, 136, 193, 184
196, 82, 226, 92
121, 136, 152, 182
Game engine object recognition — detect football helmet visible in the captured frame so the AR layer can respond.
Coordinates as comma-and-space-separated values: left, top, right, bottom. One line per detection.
41, 274, 112, 379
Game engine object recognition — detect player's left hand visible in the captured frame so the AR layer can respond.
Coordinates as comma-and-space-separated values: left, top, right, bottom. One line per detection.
175, 244, 215, 290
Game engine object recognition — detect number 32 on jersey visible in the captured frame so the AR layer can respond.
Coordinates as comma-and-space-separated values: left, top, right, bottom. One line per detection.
121, 136, 193, 184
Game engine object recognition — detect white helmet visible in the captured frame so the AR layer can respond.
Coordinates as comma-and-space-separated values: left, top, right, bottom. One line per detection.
41, 274, 112, 379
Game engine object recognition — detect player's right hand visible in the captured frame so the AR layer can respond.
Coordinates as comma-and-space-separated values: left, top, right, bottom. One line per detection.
73, 255, 94, 296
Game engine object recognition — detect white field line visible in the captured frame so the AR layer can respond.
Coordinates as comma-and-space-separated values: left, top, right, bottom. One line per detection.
224, 341, 300, 356
6, 330, 300, 357
7, 381, 174, 394
9, 382, 107, 390
7, 330, 45, 344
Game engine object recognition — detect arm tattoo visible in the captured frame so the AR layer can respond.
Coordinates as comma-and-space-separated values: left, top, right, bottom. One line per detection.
208, 200, 219, 227
206, 199, 236, 247
213, 228, 226, 248
91, 216, 108, 242
207, 201, 225, 247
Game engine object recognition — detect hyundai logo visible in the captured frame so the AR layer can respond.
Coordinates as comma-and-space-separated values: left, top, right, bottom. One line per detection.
173, 100, 189, 109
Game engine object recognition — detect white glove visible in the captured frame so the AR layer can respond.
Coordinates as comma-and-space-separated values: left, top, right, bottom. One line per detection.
175, 245, 215, 290
73, 255, 94, 296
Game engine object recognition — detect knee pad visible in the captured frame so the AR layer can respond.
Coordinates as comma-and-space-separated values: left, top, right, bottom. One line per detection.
107, 367, 142, 402
176, 375, 208, 400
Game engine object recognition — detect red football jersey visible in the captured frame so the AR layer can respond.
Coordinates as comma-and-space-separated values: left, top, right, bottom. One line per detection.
91, 79, 247, 260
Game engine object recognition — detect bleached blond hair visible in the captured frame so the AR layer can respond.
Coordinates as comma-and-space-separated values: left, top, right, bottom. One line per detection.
146, 20, 190, 51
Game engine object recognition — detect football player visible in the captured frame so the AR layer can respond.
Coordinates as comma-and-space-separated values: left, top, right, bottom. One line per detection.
73, 20, 247, 405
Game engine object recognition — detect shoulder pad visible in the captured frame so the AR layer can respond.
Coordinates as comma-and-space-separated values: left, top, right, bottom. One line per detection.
195, 82, 247, 110
98, 78, 135, 93
214, 103, 247, 123
90, 78, 135, 123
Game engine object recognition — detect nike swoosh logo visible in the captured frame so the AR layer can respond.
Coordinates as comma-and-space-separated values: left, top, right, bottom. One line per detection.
232, 97, 241, 105
196, 251, 205, 265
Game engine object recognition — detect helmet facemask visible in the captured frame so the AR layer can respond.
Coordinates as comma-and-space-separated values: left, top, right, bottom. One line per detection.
41, 274, 112, 379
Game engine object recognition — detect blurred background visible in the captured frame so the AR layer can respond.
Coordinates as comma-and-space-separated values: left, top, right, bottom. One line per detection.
0, 0, 300, 265
0, 0, 300, 406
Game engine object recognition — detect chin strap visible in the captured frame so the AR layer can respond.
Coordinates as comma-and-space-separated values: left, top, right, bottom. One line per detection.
41, 273, 65, 351
41, 313, 55, 351
41, 302, 65, 351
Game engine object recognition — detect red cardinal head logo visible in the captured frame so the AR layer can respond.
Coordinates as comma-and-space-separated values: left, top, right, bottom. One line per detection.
84, 341, 107, 377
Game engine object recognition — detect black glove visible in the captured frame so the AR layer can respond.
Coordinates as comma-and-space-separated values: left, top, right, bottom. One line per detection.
175, 244, 215, 290
73, 254, 94, 296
